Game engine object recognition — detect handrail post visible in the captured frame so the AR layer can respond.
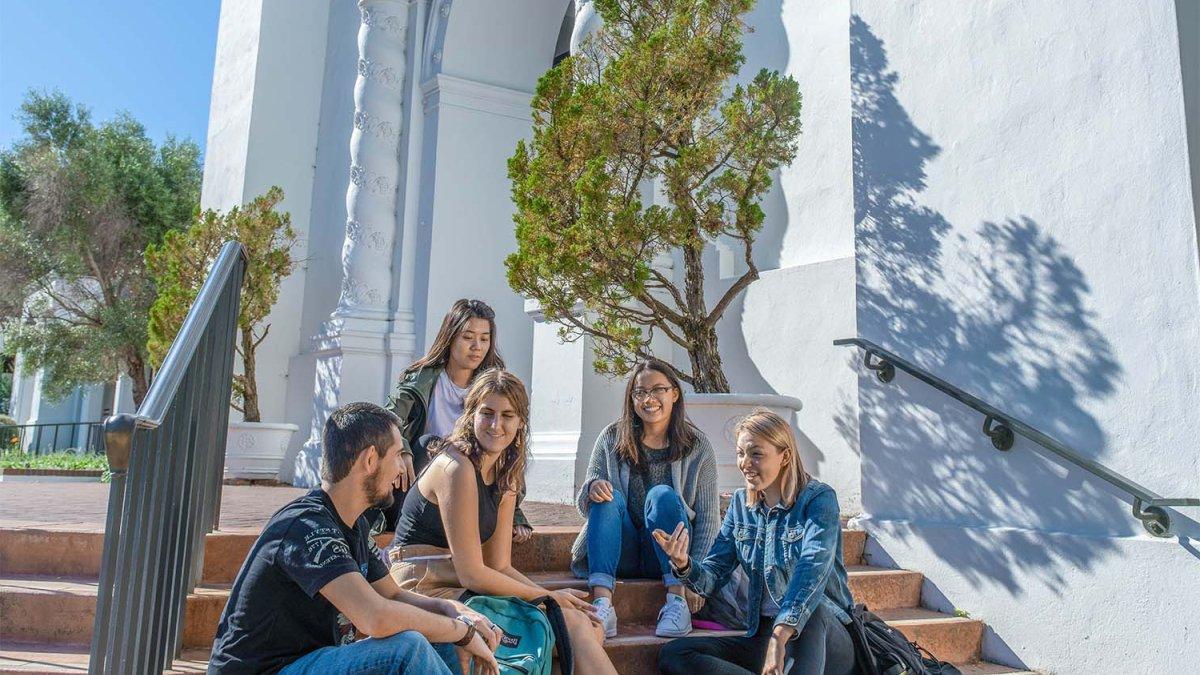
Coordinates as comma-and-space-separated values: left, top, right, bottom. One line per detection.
89, 414, 135, 675
87, 241, 246, 673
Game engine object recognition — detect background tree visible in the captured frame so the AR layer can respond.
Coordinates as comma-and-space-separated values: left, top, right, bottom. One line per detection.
507, 0, 802, 392
0, 91, 201, 405
145, 187, 296, 423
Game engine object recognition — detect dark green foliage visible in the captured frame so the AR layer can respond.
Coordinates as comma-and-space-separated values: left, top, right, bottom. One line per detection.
0, 91, 202, 405
506, 0, 802, 391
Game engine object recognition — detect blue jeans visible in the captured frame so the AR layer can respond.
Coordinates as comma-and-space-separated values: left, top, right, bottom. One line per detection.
279, 630, 460, 674
586, 485, 690, 591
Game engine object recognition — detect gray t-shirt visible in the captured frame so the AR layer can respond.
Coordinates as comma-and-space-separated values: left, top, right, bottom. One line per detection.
425, 370, 468, 439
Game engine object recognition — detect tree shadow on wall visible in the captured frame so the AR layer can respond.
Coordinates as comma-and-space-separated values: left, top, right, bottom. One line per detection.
842, 15, 1140, 600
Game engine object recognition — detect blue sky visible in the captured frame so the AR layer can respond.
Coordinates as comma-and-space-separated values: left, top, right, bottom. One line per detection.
0, 1, 220, 153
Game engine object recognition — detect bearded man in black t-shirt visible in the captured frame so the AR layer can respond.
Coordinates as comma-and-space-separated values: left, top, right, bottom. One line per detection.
209, 402, 500, 675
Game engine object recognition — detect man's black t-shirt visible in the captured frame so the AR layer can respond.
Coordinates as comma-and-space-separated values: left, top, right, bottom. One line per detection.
208, 489, 389, 674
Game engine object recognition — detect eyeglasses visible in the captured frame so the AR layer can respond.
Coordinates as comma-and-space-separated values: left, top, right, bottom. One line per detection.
631, 385, 674, 402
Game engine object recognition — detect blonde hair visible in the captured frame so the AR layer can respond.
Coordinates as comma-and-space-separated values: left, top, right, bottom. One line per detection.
735, 408, 807, 508
439, 368, 530, 495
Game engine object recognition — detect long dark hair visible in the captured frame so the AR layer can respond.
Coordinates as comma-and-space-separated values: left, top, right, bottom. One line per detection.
614, 359, 695, 472
430, 368, 530, 495
406, 299, 505, 377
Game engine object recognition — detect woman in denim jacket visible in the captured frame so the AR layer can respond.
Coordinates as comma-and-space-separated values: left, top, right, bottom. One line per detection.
654, 410, 856, 675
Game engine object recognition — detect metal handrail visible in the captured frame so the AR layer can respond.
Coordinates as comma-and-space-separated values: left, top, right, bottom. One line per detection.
836, 337, 1199, 537
137, 242, 246, 428
90, 241, 246, 674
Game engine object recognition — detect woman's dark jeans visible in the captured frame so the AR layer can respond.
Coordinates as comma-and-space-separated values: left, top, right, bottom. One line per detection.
658, 603, 855, 675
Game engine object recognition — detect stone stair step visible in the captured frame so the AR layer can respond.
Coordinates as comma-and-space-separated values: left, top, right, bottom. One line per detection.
0, 575, 229, 649
603, 611, 993, 673
0, 637, 1034, 675
0, 527, 865, 582
873, 607, 983, 664
0, 642, 209, 674
0, 565, 920, 649
526, 565, 921, 624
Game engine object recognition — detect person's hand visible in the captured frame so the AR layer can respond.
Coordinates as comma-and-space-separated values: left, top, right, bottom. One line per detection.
651, 522, 690, 570
683, 587, 705, 613
512, 524, 533, 544
761, 625, 796, 675
587, 479, 614, 503
456, 629, 499, 675
549, 588, 601, 625
393, 452, 416, 492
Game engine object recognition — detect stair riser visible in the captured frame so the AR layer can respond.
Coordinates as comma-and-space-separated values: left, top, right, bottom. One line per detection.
0, 531, 105, 577
0, 568, 919, 651
0, 529, 868, 582
600, 618, 984, 672
891, 619, 983, 663
0, 591, 226, 649
538, 569, 921, 624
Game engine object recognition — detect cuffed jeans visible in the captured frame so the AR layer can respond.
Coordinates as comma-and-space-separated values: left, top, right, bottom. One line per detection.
278, 630, 459, 674
585, 485, 689, 591
657, 604, 856, 675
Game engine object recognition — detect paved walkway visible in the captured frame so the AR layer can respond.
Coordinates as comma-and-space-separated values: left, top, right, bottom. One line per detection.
0, 481, 582, 532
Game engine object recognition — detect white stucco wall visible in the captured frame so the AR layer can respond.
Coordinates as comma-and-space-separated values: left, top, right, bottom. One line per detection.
201, 0, 331, 435
699, 0, 863, 510
850, 1, 1200, 671
277, 0, 361, 483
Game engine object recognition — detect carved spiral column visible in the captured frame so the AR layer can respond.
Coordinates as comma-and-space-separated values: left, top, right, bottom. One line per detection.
335, 0, 409, 320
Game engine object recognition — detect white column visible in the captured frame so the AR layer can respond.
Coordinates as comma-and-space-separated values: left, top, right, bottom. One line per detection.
525, 300, 625, 503
334, 0, 408, 322
294, 0, 416, 486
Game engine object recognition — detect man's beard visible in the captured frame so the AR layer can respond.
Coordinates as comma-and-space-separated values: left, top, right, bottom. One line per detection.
363, 468, 395, 509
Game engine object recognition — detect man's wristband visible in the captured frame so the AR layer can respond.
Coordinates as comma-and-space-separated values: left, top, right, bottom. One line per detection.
453, 616, 477, 646
673, 558, 691, 576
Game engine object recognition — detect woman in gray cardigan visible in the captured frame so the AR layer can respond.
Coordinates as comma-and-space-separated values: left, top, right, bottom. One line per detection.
571, 359, 720, 640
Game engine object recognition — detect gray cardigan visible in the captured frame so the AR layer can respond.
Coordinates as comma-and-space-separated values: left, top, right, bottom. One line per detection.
570, 422, 721, 579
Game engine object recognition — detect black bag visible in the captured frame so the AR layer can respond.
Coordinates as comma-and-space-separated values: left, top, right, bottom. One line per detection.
846, 604, 961, 675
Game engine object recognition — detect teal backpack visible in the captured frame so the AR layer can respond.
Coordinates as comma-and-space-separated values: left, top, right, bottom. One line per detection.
463, 595, 572, 675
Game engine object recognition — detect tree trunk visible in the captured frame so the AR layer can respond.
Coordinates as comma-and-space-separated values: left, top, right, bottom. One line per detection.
681, 240, 731, 393
687, 322, 730, 393
240, 327, 261, 423
126, 352, 149, 408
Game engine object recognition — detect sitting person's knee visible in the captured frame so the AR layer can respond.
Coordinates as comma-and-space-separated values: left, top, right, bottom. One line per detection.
645, 484, 678, 505
657, 638, 690, 672
562, 606, 594, 635
590, 488, 628, 512
644, 484, 684, 521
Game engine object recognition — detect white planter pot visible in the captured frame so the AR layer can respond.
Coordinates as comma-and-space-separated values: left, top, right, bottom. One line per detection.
686, 393, 803, 494
225, 421, 299, 480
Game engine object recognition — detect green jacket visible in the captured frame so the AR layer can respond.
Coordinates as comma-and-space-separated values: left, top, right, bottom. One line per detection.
382, 365, 531, 530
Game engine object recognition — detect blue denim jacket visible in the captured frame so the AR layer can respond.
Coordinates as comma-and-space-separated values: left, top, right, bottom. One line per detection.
678, 478, 853, 636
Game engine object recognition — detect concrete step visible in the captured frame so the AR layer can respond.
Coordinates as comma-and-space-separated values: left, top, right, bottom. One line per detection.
0, 639, 1036, 675
527, 565, 921, 624
0, 575, 228, 649
606, 610, 989, 672
0, 642, 209, 674
0, 527, 867, 583
0, 565, 917, 651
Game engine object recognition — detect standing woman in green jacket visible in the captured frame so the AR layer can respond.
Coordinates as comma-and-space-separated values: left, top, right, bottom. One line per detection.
375, 298, 534, 542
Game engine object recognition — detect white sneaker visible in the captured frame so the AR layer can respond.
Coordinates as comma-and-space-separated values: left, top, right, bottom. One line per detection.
594, 596, 618, 638
655, 593, 692, 637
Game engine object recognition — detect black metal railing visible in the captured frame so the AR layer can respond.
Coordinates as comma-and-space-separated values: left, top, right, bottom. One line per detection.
836, 337, 1200, 537
89, 242, 245, 675
0, 421, 104, 455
